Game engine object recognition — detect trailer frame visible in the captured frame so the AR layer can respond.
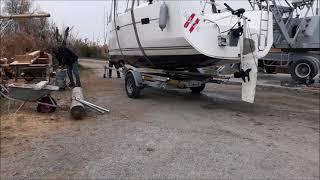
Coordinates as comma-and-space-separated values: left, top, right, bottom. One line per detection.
103, 63, 226, 98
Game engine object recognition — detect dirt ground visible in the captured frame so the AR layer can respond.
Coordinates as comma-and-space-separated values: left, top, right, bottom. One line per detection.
1, 59, 319, 179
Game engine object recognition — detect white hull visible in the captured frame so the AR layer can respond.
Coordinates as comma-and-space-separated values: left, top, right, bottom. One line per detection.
107, 0, 274, 103
107, 0, 273, 67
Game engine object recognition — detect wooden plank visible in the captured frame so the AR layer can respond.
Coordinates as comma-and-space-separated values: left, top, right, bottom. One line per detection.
9, 61, 30, 65
28, 50, 41, 58
31, 58, 49, 64
0, 13, 50, 19
14, 55, 33, 64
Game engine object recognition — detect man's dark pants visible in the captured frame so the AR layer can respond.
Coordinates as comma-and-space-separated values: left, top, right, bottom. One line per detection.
67, 61, 81, 87
109, 61, 120, 78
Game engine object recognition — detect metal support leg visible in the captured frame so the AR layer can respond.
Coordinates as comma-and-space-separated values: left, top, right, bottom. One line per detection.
14, 102, 25, 114
103, 65, 107, 78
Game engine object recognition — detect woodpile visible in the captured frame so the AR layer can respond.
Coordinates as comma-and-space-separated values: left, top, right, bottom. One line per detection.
0, 50, 53, 82
11, 51, 52, 65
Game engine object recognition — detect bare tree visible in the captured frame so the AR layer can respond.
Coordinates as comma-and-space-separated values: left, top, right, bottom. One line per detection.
0, 0, 104, 59
4, 0, 32, 14
0, 0, 57, 58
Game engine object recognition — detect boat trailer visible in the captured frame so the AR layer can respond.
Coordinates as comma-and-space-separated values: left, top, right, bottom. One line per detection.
104, 64, 228, 98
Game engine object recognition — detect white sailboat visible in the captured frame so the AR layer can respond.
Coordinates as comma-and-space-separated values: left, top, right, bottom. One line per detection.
106, 0, 274, 103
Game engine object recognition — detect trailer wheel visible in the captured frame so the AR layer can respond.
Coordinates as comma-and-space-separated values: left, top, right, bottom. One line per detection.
290, 57, 319, 83
125, 72, 141, 98
188, 68, 206, 93
190, 84, 206, 94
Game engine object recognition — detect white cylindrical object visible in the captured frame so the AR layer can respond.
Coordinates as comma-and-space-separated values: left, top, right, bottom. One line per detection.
70, 87, 85, 120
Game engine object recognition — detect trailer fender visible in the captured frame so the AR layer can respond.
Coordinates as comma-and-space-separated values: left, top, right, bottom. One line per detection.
126, 70, 143, 87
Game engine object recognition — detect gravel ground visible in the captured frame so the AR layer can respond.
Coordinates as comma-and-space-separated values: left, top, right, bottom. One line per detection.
0, 59, 319, 179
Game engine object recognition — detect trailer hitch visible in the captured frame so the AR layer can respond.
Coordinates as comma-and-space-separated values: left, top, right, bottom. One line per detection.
234, 68, 252, 82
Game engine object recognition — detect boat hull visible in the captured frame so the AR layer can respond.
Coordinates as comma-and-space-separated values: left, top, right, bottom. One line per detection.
112, 54, 237, 70
107, 0, 273, 70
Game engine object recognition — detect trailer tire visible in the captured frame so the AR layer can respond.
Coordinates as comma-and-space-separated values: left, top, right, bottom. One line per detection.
290, 57, 319, 84
125, 72, 141, 98
188, 68, 206, 93
190, 84, 206, 94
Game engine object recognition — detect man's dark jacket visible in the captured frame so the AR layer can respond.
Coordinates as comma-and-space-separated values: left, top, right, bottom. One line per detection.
55, 47, 78, 66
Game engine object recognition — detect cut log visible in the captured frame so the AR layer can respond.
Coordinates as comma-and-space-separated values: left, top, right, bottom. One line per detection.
70, 87, 85, 120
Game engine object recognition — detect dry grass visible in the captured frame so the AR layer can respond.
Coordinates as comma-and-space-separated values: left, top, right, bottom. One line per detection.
0, 32, 45, 60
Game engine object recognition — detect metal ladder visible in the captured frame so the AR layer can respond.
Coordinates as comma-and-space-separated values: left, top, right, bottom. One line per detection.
248, 0, 271, 51
253, 0, 315, 48
258, 0, 271, 51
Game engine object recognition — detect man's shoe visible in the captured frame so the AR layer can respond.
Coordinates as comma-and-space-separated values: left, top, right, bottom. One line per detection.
68, 83, 75, 88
